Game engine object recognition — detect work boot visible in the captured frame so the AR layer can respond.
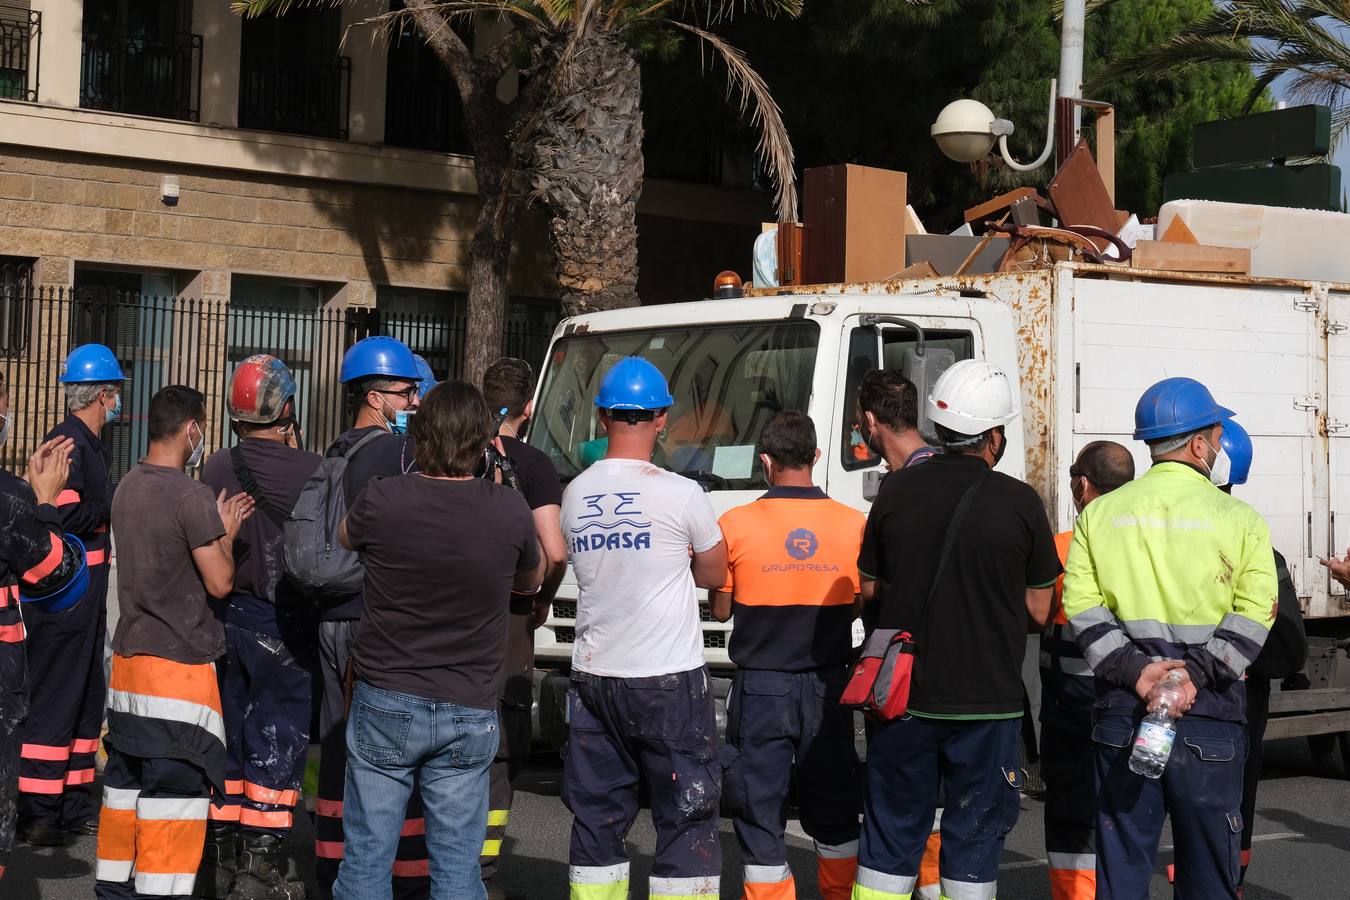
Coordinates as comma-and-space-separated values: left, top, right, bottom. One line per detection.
195, 823, 239, 899
229, 833, 305, 900
65, 819, 99, 837
20, 823, 64, 847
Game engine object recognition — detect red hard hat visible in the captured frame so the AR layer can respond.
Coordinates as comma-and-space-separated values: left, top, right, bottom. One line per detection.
229, 355, 297, 424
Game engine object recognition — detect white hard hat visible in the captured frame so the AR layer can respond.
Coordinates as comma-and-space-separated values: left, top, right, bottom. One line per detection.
926, 359, 1020, 436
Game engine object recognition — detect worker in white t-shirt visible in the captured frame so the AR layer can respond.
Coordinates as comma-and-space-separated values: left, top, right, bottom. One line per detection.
560, 356, 728, 900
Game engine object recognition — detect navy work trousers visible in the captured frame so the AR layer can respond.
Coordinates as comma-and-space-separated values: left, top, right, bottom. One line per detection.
725, 668, 861, 897
18, 564, 109, 829
563, 666, 722, 897
855, 715, 1022, 899
1092, 712, 1246, 900
213, 618, 314, 838
0, 666, 23, 873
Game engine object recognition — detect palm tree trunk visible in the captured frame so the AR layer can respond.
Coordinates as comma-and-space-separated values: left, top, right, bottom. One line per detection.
527, 24, 643, 317
405, 0, 525, 384
462, 156, 521, 384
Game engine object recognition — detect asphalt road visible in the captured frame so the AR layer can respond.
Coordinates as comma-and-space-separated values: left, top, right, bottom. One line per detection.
7, 735, 1350, 899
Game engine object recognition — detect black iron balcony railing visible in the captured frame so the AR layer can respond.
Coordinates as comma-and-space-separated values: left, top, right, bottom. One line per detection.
80, 29, 203, 122
0, 9, 40, 102
238, 53, 351, 140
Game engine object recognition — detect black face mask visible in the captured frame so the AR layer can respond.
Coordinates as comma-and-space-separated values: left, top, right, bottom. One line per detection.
859, 416, 878, 456
991, 427, 1007, 466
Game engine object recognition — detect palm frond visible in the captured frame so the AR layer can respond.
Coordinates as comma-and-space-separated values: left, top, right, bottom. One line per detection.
625, 0, 803, 26
347, 0, 549, 41
663, 19, 797, 222
1089, 0, 1350, 103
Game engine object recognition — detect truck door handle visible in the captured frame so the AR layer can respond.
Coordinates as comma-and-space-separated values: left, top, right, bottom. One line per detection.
863, 470, 884, 502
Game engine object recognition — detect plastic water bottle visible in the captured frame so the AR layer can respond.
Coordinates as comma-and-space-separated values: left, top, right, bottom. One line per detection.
1128, 670, 1185, 779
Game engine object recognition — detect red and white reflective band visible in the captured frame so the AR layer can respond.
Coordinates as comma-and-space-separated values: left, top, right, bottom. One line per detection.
21, 743, 70, 762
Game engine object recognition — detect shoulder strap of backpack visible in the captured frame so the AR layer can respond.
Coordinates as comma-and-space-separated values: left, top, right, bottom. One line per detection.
230, 445, 288, 528
914, 466, 990, 633
344, 430, 387, 460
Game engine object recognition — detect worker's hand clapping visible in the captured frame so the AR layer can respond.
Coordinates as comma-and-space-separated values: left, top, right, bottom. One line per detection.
26, 436, 75, 508
216, 489, 255, 544
1320, 550, 1350, 589
1133, 658, 1186, 706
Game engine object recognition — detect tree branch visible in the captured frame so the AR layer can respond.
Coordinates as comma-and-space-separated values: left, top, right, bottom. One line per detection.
404, 0, 480, 103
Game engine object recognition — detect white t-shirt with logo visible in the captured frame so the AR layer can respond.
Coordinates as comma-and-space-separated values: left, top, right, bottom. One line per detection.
562, 458, 723, 678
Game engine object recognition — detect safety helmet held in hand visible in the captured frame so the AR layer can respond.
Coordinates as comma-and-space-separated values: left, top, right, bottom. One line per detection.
1219, 417, 1253, 486
20, 534, 89, 613
926, 359, 1020, 436
595, 357, 674, 411
228, 355, 298, 424
340, 336, 420, 384
413, 354, 437, 400
59, 344, 124, 384
1133, 377, 1234, 442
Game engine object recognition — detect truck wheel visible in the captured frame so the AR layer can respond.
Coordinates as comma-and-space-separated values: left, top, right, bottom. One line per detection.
1308, 732, 1337, 763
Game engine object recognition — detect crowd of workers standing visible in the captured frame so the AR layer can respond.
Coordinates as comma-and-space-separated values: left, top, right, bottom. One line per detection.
0, 327, 1325, 900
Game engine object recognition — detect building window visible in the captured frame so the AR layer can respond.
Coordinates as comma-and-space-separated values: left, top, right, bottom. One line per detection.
377, 287, 465, 381
229, 276, 338, 442
0, 6, 40, 102
238, 8, 350, 140
503, 298, 560, 373
383, 4, 470, 154
71, 267, 178, 481
0, 258, 33, 356
80, 0, 202, 121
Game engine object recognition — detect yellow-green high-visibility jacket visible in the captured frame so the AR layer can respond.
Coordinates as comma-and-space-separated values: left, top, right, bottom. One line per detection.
1062, 461, 1277, 722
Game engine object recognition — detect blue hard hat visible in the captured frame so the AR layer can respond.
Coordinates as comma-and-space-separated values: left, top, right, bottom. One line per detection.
59, 344, 124, 383
1132, 377, 1235, 442
595, 357, 674, 411
19, 534, 89, 613
413, 354, 437, 399
340, 336, 420, 384
1219, 417, 1253, 486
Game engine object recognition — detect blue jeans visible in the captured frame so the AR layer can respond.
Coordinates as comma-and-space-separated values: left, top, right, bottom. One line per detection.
1092, 712, 1246, 900
334, 682, 499, 900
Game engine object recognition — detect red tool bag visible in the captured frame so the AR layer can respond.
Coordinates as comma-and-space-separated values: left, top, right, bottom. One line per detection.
841, 629, 916, 719
843, 467, 988, 721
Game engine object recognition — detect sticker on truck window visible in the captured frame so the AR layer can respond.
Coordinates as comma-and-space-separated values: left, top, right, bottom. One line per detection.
712, 445, 755, 480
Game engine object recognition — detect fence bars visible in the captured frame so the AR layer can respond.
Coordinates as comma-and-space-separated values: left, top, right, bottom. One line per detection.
0, 284, 558, 485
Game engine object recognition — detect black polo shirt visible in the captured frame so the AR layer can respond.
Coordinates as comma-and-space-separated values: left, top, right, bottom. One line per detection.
858, 452, 1060, 718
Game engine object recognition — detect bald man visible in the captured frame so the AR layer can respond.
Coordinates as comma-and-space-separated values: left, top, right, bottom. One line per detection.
1042, 441, 1135, 900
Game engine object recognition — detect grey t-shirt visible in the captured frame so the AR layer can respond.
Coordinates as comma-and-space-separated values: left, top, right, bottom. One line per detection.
112, 463, 226, 664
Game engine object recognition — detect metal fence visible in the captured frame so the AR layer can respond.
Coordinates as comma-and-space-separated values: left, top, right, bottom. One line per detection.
0, 277, 558, 484
0, 7, 39, 102
238, 52, 351, 140
80, 28, 203, 122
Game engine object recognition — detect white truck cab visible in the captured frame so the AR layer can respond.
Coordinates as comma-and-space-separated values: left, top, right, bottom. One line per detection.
527, 264, 1350, 759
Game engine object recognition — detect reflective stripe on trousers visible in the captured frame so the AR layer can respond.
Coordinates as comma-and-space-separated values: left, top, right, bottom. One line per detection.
1047, 853, 1097, 900
570, 863, 630, 900
853, 865, 915, 898
744, 863, 796, 899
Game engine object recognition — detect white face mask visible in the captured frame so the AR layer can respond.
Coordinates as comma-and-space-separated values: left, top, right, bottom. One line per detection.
187, 421, 206, 469
0, 413, 10, 447
1201, 437, 1231, 487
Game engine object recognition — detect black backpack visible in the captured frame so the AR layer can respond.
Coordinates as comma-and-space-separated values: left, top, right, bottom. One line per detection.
281, 431, 384, 602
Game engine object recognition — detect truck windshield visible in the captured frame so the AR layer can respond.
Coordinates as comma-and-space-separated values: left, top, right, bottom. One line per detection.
528, 321, 819, 489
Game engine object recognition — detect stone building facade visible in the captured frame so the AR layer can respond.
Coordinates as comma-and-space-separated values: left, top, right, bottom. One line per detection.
0, 0, 767, 471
